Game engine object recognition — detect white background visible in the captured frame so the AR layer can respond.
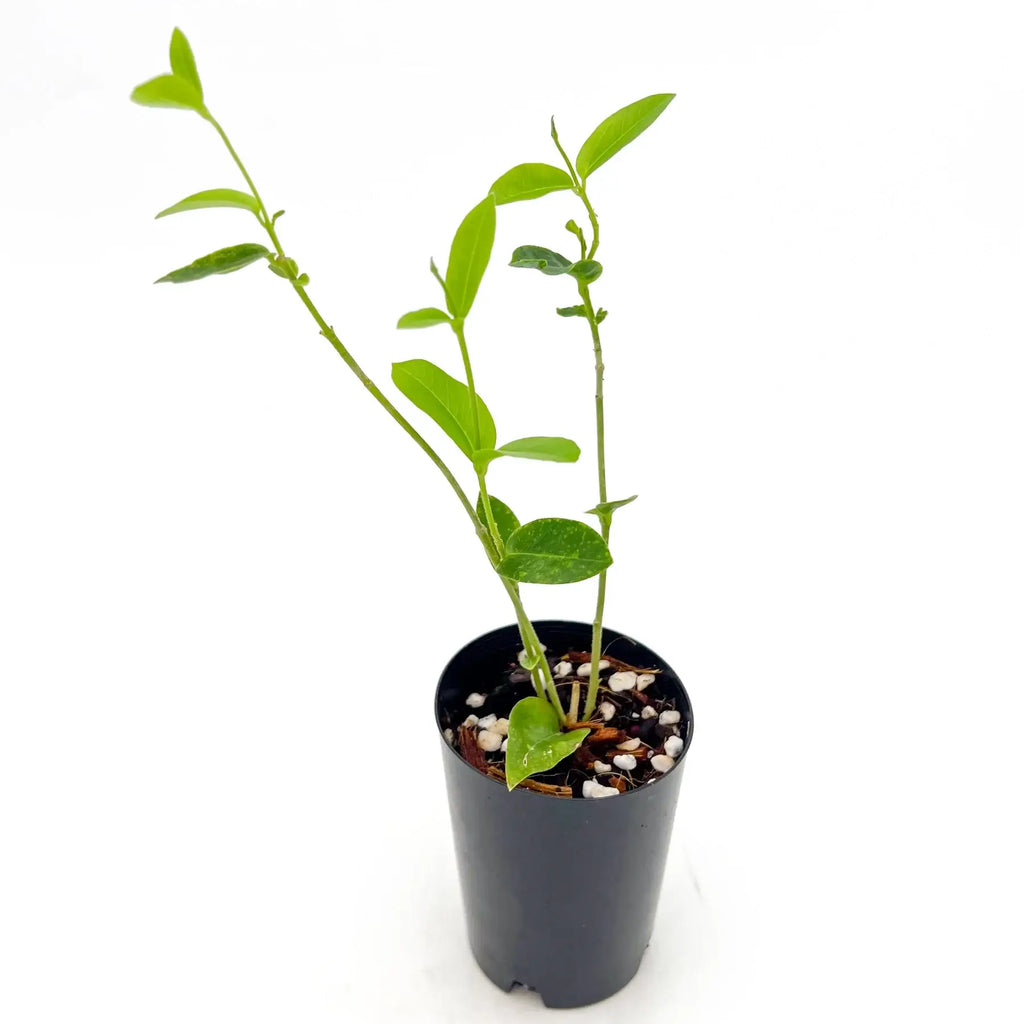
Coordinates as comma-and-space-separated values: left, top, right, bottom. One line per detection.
2, 1, 1022, 1020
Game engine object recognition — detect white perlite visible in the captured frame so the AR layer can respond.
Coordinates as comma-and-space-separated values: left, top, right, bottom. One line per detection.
582, 779, 619, 799
651, 754, 675, 773
476, 714, 497, 731
664, 735, 685, 759
477, 730, 502, 752
492, 718, 509, 737
598, 701, 616, 722
616, 737, 641, 751
593, 760, 612, 774
659, 709, 681, 726
554, 660, 573, 678
636, 673, 656, 691
577, 659, 610, 678
500, 738, 508, 753
612, 753, 638, 771
443, 728, 454, 744
462, 714, 479, 728
608, 671, 638, 692
465, 692, 486, 708
641, 705, 658, 720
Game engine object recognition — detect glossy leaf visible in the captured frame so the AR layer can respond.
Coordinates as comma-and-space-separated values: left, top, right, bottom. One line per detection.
169, 28, 202, 96
445, 195, 496, 318
155, 243, 270, 283
509, 245, 574, 276
586, 495, 638, 517
391, 359, 496, 457
567, 259, 603, 284
576, 93, 675, 180
497, 436, 580, 463
497, 518, 612, 585
155, 188, 259, 219
505, 697, 589, 790
476, 493, 520, 547
396, 307, 452, 329
130, 74, 205, 114
490, 163, 574, 205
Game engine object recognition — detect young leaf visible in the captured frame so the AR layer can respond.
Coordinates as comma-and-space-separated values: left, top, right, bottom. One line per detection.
509, 245, 574, 276
396, 308, 452, 329
568, 259, 603, 284
517, 648, 542, 671
130, 73, 206, 114
476, 494, 520, 546
155, 243, 270, 284
596, 308, 608, 324
391, 359, 496, 457
556, 305, 586, 318
497, 518, 613, 585
168, 28, 202, 97
495, 437, 580, 463
575, 93, 675, 180
586, 495, 638, 517
445, 195, 496, 318
155, 188, 260, 219
505, 696, 590, 790
490, 163, 574, 205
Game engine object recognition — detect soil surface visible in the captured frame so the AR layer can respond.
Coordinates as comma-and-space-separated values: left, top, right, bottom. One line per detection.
441, 650, 686, 797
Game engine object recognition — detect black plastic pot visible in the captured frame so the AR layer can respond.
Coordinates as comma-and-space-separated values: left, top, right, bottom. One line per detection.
435, 620, 694, 1009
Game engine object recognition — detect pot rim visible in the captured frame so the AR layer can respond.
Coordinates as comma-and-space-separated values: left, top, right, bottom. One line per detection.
434, 619, 694, 801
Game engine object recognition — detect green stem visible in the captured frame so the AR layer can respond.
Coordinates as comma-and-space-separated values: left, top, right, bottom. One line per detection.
476, 471, 505, 559
452, 319, 482, 452
206, 111, 567, 721
578, 187, 601, 260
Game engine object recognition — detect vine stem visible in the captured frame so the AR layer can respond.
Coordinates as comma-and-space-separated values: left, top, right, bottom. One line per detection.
206, 110, 566, 721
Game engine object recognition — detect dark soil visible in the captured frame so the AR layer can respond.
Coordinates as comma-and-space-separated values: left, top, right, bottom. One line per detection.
440, 651, 685, 797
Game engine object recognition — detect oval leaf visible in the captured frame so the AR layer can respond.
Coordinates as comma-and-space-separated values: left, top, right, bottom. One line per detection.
586, 495, 638, 517
396, 307, 452, 330
130, 74, 205, 114
490, 163, 574, 205
575, 93, 675, 180
391, 359, 496, 457
476, 493, 520, 547
509, 245, 574, 276
155, 243, 270, 284
445, 195, 496, 318
568, 259, 603, 284
556, 305, 587, 318
497, 436, 580, 463
169, 28, 202, 97
505, 696, 590, 790
155, 188, 260, 219
497, 518, 612, 585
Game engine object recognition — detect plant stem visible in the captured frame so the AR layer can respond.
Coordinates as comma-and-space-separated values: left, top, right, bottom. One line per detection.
206, 111, 566, 720
452, 319, 482, 450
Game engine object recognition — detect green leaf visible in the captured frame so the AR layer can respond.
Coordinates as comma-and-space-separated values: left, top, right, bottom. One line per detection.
396, 307, 452, 330
586, 494, 638, 517
445, 195, 496, 318
169, 28, 202, 97
517, 648, 542, 672
391, 359, 496, 457
496, 436, 580, 463
155, 188, 260, 219
505, 697, 589, 790
567, 259, 603, 284
155, 243, 270, 284
575, 93, 675, 180
476, 493, 520, 546
490, 163, 574, 205
596, 308, 608, 324
130, 74, 205, 114
509, 245, 574, 276
556, 305, 587, 318
497, 518, 613, 585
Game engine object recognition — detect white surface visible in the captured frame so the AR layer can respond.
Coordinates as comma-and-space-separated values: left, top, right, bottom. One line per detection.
2, 2, 1023, 1021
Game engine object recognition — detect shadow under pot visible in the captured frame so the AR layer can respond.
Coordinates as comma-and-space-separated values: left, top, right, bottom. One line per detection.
435, 620, 694, 1009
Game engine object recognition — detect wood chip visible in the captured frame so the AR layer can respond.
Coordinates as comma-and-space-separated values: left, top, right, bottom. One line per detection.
458, 725, 488, 770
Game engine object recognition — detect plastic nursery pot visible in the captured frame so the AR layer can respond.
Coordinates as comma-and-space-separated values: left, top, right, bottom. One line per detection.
435, 620, 694, 1009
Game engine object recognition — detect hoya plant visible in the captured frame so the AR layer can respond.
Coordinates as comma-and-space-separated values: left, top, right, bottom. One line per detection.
131, 29, 674, 792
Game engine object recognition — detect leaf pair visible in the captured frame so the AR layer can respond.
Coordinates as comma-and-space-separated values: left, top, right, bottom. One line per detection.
391, 360, 578, 468
131, 28, 208, 117
509, 246, 603, 285
488, 93, 676, 206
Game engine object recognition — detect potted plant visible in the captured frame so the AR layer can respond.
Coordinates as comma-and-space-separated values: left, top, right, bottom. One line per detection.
131, 29, 694, 1008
